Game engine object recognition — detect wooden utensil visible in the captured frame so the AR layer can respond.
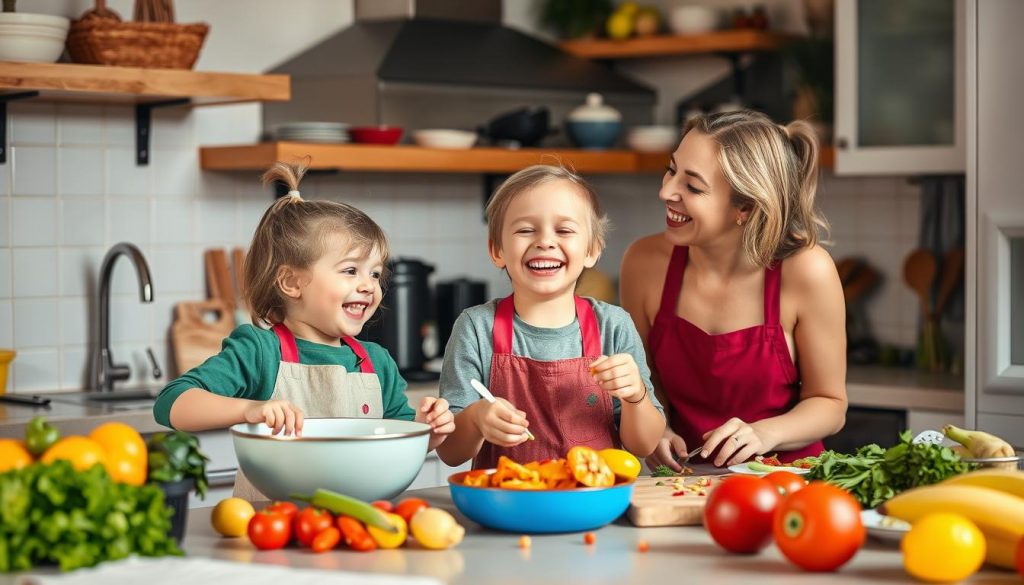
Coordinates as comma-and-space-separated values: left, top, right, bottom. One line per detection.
170, 300, 233, 374
903, 249, 938, 318
204, 249, 234, 310
627, 475, 723, 527
843, 264, 878, 305
231, 247, 246, 306
835, 257, 861, 287
933, 247, 964, 319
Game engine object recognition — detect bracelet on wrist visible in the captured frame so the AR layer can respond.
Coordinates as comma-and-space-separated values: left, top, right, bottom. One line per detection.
623, 387, 647, 404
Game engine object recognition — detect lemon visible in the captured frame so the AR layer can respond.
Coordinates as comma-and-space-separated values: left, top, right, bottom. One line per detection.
901, 513, 985, 583
598, 448, 641, 481
211, 497, 256, 538
606, 11, 634, 40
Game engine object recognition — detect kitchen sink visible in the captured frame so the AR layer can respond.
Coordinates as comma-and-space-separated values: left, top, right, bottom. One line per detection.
47, 388, 162, 412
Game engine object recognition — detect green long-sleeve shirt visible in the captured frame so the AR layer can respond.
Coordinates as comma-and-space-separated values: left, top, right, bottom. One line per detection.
153, 325, 415, 428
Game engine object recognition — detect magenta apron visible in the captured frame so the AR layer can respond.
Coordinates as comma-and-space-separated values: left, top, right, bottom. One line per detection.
473, 295, 617, 469
648, 246, 824, 462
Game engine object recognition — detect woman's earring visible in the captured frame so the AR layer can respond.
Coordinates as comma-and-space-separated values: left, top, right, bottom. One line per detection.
736, 218, 744, 226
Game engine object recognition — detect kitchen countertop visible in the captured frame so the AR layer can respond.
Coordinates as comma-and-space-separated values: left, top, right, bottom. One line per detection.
146, 486, 1008, 584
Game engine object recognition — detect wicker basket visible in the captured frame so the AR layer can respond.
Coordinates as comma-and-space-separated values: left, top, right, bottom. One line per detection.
66, 0, 208, 70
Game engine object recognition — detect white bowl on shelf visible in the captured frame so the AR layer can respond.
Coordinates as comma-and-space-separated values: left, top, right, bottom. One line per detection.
669, 5, 719, 35
627, 125, 680, 153
0, 13, 70, 63
412, 129, 478, 149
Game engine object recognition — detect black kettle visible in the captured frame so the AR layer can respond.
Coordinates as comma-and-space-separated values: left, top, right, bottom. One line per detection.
436, 278, 488, 352
478, 106, 557, 148
362, 258, 437, 381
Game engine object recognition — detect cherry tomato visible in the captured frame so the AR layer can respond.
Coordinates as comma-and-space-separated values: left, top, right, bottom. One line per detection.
394, 498, 429, 526
263, 501, 299, 522
294, 507, 334, 547
773, 481, 865, 571
311, 526, 341, 553
372, 500, 394, 513
337, 516, 377, 552
763, 471, 806, 497
703, 475, 780, 554
247, 511, 291, 550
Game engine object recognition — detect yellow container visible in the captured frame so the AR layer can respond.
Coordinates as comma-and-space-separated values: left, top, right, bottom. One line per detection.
0, 349, 15, 395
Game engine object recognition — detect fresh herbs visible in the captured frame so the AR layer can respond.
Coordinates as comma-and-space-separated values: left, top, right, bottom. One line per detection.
0, 461, 181, 572
146, 431, 209, 498
652, 465, 678, 477
802, 430, 971, 508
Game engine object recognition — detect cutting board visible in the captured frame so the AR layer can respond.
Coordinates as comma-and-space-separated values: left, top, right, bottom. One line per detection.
627, 475, 724, 527
170, 300, 234, 375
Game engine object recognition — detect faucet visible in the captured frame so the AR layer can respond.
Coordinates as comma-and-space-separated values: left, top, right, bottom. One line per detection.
92, 242, 154, 392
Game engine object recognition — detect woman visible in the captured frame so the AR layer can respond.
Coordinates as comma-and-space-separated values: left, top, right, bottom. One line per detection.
620, 110, 847, 470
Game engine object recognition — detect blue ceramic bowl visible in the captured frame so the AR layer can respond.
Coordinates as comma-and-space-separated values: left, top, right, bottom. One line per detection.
566, 120, 621, 149
231, 418, 430, 502
448, 470, 634, 533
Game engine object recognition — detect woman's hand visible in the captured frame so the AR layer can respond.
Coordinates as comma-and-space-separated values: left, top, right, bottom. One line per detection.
644, 427, 689, 472
590, 354, 646, 404
701, 417, 773, 467
244, 399, 304, 436
471, 397, 531, 448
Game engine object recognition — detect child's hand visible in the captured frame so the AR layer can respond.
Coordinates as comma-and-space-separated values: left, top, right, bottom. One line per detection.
243, 399, 304, 436
417, 396, 455, 436
590, 354, 646, 404
472, 397, 531, 447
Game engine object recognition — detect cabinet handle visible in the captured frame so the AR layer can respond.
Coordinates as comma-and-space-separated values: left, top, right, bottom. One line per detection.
836, 137, 849, 150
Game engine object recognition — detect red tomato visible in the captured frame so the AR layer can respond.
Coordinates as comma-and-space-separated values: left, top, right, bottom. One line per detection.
263, 501, 299, 522
337, 516, 377, 552
311, 526, 341, 553
763, 471, 806, 497
247, 511, 291, 550
294, 507, 334, 547
394, 498, 429, 525
703, 475, 780, 554
372, 500, 394, 513
773, 481, 865, 571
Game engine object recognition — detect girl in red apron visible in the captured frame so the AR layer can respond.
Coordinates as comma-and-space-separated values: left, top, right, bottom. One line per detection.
153, 161, 454, 499
436, 165, 666, 469
620, 111, 847, 469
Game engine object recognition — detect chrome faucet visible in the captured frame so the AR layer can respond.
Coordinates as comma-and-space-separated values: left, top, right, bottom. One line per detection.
92, 242, 154, 392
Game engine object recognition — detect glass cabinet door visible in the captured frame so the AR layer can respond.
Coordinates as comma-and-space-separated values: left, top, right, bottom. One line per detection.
835, 0, 965, 174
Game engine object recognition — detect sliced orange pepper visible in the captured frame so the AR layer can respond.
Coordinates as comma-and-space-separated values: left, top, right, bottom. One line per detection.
493, 455, 540, 486
567, 446, 615, 487
462, 469, 491, 487
537, 458, 574, 488
499, 478, 547, 490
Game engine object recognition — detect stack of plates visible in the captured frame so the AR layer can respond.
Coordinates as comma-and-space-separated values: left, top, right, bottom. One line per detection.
275, 122, 350, 143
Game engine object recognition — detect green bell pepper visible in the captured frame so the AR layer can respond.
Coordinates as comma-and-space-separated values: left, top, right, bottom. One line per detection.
25, 416, 60, 456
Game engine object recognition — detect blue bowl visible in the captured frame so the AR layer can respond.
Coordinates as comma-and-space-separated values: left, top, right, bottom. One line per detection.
448, 470, 634, 533
566, 120, 621, 149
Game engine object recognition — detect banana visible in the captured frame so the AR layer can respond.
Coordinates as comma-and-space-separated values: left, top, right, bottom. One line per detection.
941, 468, 1024, 498
943, 424, 1016, 458
881, 484, 1024, 569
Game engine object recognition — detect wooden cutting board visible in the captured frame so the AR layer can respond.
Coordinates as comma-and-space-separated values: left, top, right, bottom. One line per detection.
627, 475, 724, 527
170, 300, 234, 375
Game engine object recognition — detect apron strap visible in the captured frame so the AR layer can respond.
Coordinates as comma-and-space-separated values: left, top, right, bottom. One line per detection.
341, 336, 376, 374
273, 323, 376, 373
492, 295, 602, 357
273, 323, 300, 363
763, 261, 782, 326
659, 246, 689, 315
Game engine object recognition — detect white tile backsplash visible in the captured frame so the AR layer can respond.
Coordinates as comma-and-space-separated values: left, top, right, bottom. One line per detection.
11, 198, 57, 246
0, 300, 11, 347
152, 199, 194, 245
13, 298, 60, 348
58, 105, 105, 146
197, 194, 238, 244
106, 148, 151, 198
12, 147, 57, 197
59, 148, 105, 197
60, 297, 90, 347
12, 248, 58, 297
150, 247, 199, 295
10, 103, 57, 145
0, 198, 8, 247
62, 199, 106, 246
61, 346, 88, 390
108, 199, 151, 246
0, 249, 8, 298
59, 247, 102, 297
12, 348, 61, 393
152, 149, 199, 199
103, 107, 135, 147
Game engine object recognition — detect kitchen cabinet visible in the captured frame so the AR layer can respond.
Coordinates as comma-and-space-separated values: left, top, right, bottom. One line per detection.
966, 0, 1024, 447
834, 0, 965, 174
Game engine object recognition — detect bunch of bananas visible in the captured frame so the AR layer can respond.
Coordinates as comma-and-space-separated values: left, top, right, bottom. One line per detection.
882, 468, 1024, 569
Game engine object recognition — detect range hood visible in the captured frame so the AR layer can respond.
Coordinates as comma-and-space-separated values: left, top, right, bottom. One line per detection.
263, 0, 656, 146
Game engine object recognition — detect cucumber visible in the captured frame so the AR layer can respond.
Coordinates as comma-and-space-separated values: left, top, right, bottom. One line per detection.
292, 489, 397, 533
746, 461, 778, 473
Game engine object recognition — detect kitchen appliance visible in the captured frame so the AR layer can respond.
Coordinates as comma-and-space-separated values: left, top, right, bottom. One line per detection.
362, 257, 438, 381
478, 107, 555, 148
263, 0, 655, 146
436, 277, 487, 352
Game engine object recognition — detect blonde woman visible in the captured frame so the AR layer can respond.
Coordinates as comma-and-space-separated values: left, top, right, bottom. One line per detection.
620, 111, 847, 471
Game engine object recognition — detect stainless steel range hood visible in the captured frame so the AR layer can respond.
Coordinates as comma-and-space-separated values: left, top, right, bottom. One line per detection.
263, 0, 656, 145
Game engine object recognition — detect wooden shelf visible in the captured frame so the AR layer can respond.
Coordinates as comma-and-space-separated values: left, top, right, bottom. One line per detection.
560, 30, 795, 60
0, 61, 289, 105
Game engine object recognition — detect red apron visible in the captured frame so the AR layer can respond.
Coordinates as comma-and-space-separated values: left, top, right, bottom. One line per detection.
648, 246, 824, 462
473, 295, 617, 469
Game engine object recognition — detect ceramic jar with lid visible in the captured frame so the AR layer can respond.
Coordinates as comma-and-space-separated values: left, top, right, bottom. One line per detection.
566, 93, 622, 150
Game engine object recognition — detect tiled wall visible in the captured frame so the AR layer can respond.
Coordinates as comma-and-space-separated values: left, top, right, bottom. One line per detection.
0, 101, 921, 394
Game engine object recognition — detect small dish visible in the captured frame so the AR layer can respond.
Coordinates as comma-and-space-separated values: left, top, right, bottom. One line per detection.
349, 126, 404, 145
412, 129, 477, 149
861, 509, 910, 544
727, 462, 811, 476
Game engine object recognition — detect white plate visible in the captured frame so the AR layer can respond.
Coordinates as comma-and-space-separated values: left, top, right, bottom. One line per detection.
727, 462, 811, 476
861, 509, 910, 543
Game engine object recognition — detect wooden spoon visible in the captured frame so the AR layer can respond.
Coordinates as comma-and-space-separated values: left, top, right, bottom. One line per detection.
903, 249, 937, 318
933, 247, 965, 319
